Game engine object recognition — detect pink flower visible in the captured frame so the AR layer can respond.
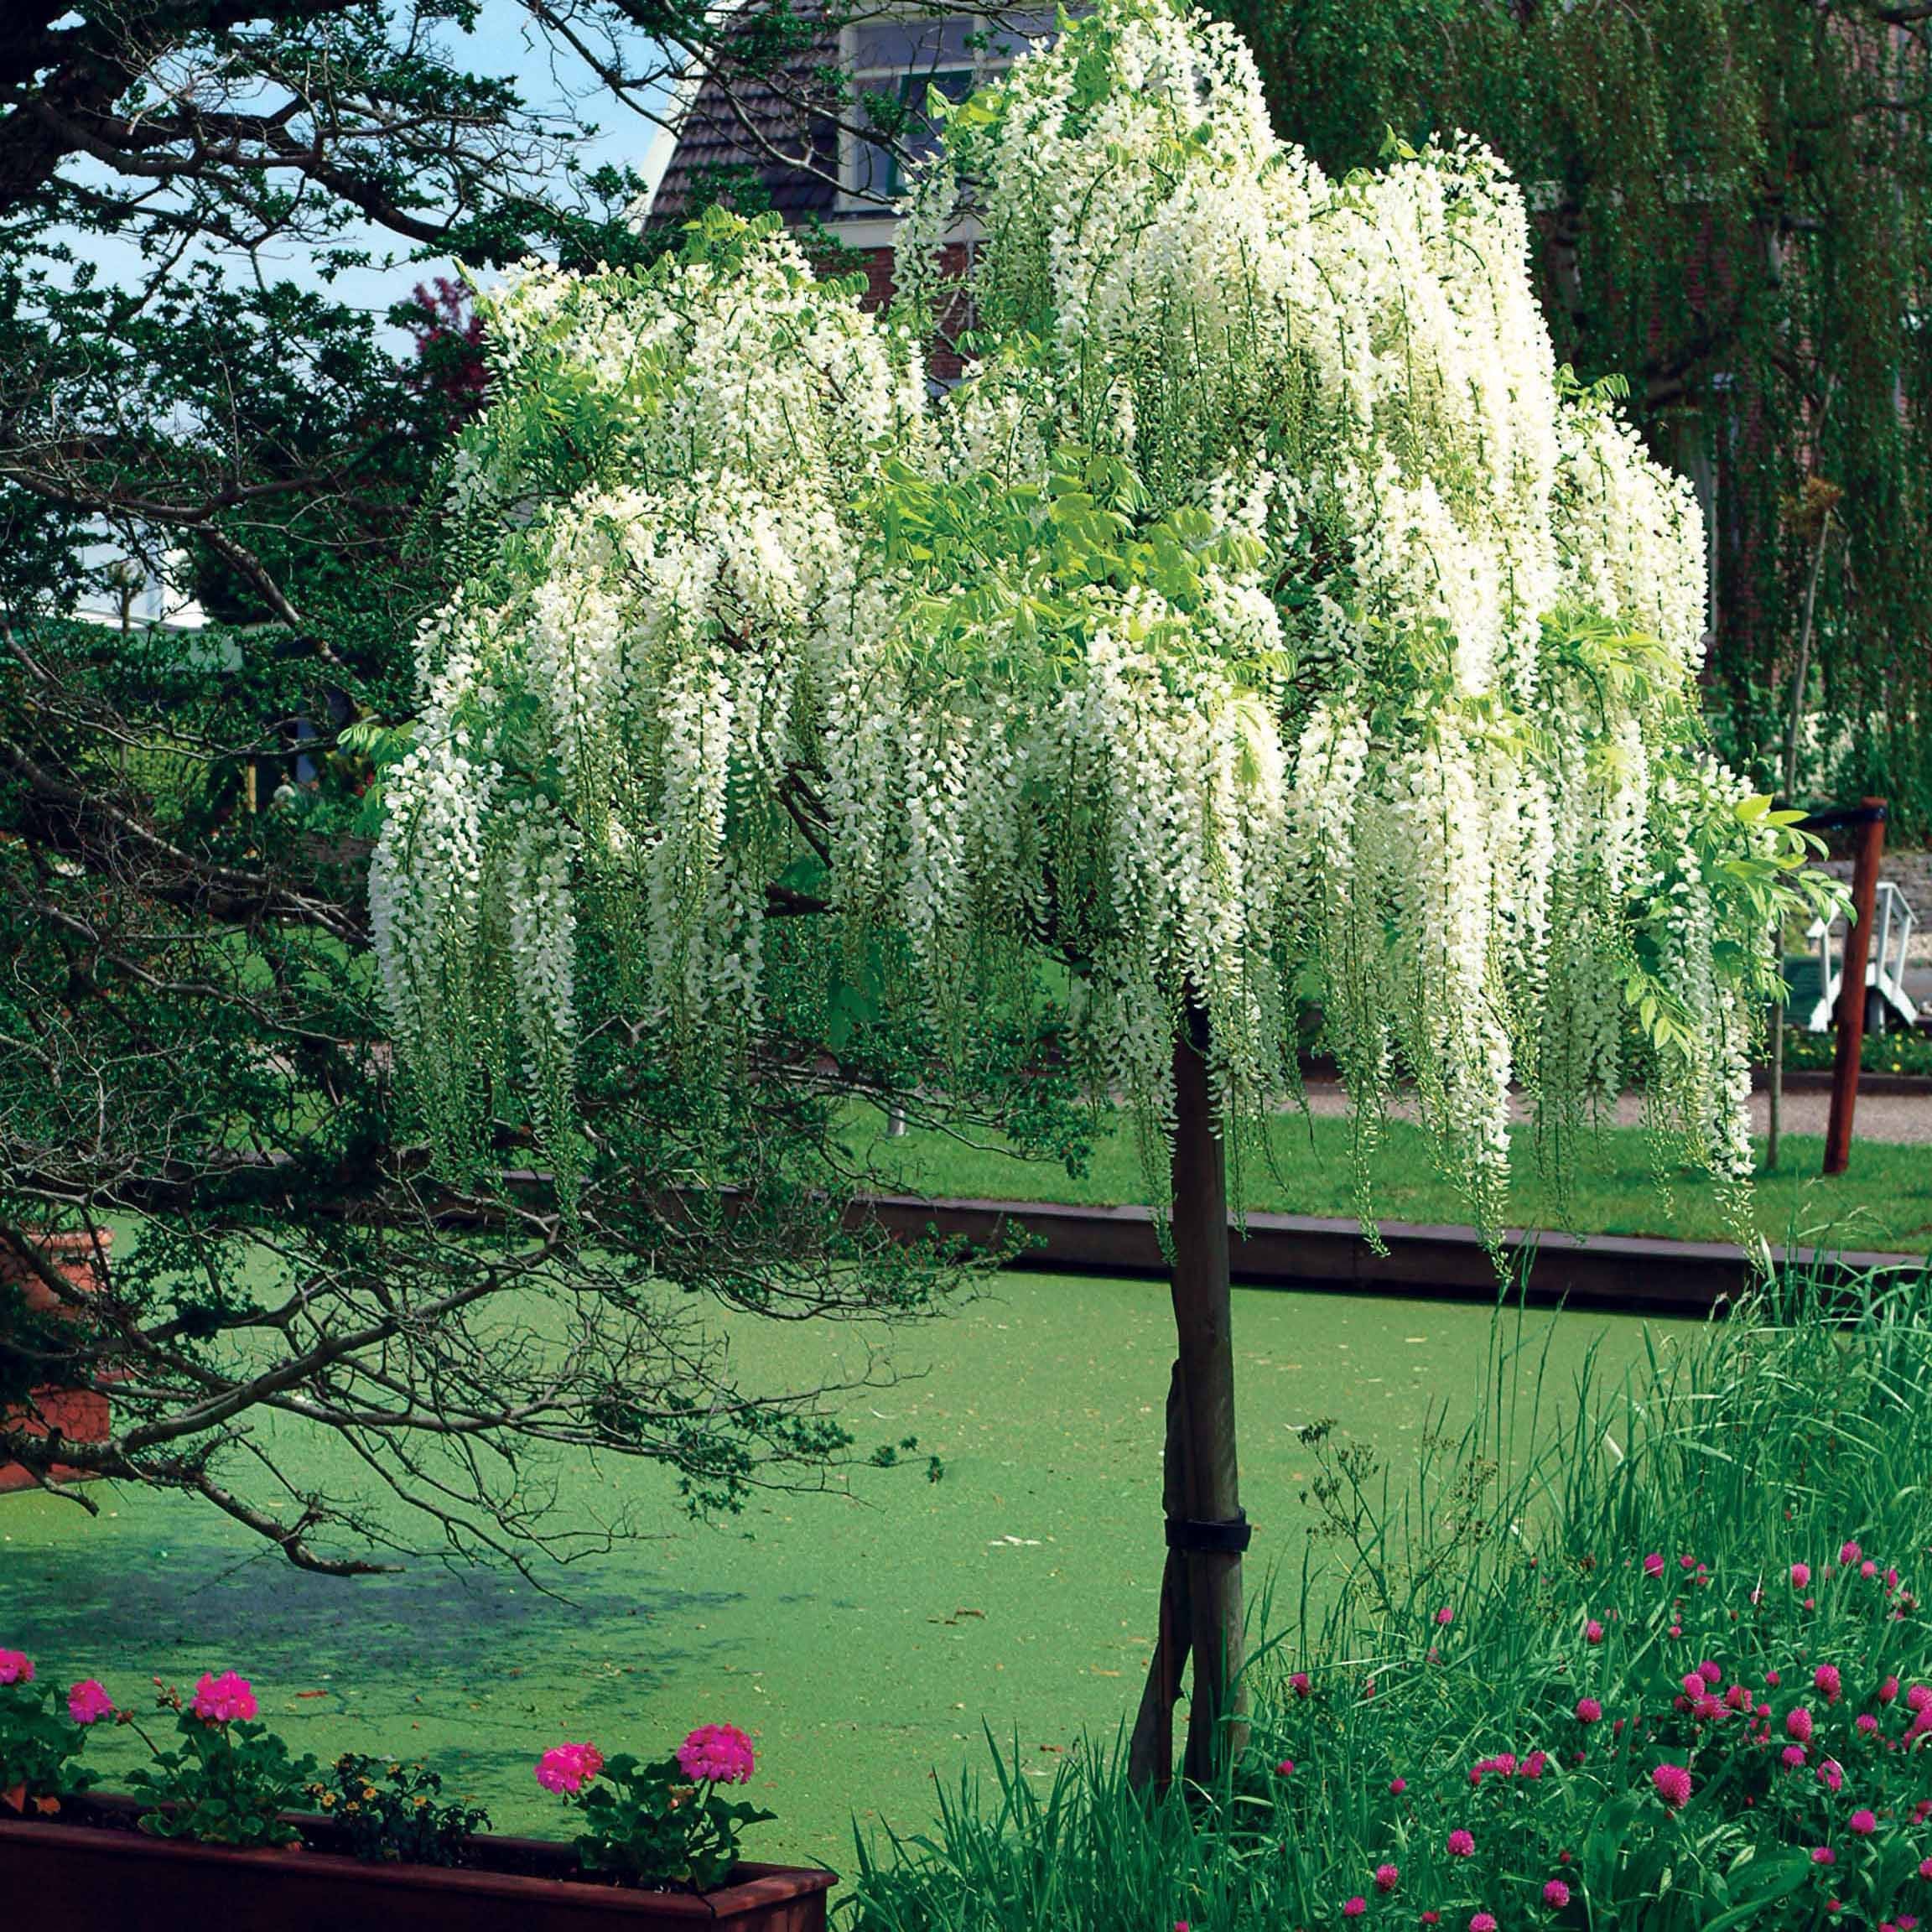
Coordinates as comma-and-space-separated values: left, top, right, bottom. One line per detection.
1863, 1561, 1879, 1580
1699, 1660, 1723, 1684
1374, 1863, 1400, 1893
1446, 1829, 1475, 1857
1651, 1763, 1692, 1809
1841, 1541, 1862, 1566
1421, 1917, 1441, 1928
1389, 1776, 1406, 1794
1584, 1620, 1605, 1645
1818, 1758, 1845, 1793
1542, 1879, 1571, 1909
1850, 1810, 1877, 1836
1909, 1685, 1932, 1714
1278, 1759, 1296, 1777
678, 1722, 756, 1784
1788, 1707, 1815, 1742
1644, 1553, 1665, 1579
1291, 1672, 1312, 1699
1470, 1916, 1498, 1932
1576, 1697, 1602, 1724
1435, 1607, 1454, 1627
1792, 1563, 1813, 1589
535, 1742, 604, 1794
1879, 1676, 1901, 1704
1783, 1745, 1809, 1768
1681, 1672, 1706, 1701
67, 1679, 113, 1725
1920, 1858, 1932, 1880
1343, 1900, 1367, 1920
0, 1649, 34, 1685
1816, 1665, 1843, 1705
190, 1671, 256, 1723
1857, 1714, 1880, 1736
1814, 1846, 1836, 1866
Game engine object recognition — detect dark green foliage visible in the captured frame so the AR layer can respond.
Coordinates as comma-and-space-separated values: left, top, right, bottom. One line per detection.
0, 1675, 90, 1805
309, 1753, 491, 1864
129, 1695, 319, 1848
569, 1751, 775, 1890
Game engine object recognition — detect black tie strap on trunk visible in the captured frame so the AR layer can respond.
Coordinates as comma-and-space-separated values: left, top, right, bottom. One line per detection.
1165, 1510, 1252, 1555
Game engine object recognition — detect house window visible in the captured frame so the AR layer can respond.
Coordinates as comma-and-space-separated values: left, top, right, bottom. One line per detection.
843, 12, 1055, 204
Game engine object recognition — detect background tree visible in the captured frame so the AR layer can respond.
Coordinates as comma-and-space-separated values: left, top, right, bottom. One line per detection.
1218, 0, 1932, 834
0, 0, 1078, 1566
371, 0, 1831, 1787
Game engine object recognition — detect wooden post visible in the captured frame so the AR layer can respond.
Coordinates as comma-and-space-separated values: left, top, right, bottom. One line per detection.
1127, 1363, 1190, 1794
1170, 999, 1247, 1784
1823, 798, 1886, 1176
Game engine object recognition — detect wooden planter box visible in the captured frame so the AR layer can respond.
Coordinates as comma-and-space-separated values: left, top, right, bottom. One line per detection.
0, 1230, 112, 1492
0, 1799, 834, 1932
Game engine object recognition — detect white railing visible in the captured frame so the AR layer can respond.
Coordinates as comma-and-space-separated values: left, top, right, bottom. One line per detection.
1801, 880, 1918, 1031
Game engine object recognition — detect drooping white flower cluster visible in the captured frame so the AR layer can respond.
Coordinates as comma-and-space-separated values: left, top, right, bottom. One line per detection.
372, 0, 1811, 1220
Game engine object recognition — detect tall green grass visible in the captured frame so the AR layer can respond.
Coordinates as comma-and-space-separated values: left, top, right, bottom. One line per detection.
844, 1261, 1932, 1931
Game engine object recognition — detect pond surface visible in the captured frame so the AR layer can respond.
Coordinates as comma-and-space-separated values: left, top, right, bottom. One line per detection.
0, 1273, 1693, 1867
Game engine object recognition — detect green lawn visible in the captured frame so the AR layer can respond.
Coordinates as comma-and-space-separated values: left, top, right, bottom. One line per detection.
856, 1107, 1932, 1249
0, 1274, 1677, 1871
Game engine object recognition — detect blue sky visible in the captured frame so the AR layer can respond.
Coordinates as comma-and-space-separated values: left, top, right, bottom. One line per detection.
64, 1, 674, 329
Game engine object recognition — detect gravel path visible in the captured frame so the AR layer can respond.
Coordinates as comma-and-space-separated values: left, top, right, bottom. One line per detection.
1294, 1083, 1932, 1146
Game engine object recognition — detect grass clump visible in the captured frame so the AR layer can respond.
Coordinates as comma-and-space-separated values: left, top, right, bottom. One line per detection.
844, 1262, 1932, 1931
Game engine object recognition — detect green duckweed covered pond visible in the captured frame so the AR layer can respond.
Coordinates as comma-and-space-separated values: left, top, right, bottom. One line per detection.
0, 1272, 1692, 1869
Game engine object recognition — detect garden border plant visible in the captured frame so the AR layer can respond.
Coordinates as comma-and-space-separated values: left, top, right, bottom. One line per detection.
0, 1657, 825, 1930
844, 1260, 1932, 1932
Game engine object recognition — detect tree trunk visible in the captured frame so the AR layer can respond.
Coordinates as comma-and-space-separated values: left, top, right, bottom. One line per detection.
1128, 999, 1246, 1792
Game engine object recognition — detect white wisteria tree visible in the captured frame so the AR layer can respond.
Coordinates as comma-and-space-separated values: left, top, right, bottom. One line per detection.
372, 0, 1829, 1788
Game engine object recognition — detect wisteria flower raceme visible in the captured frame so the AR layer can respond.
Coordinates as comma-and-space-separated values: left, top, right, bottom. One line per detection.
368, 0, 1826, 1243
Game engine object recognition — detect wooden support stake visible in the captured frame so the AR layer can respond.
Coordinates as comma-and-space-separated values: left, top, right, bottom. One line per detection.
1823, 798, 1886, 1176
1168, 999, 1246, 1787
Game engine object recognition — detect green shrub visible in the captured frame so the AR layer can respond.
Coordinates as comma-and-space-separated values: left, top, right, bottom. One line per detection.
844, 1265, 1932, 1932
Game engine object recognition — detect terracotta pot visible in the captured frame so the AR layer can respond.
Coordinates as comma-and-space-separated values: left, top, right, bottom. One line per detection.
0, 1799, 834, 1932
0, 1229, 113, 1493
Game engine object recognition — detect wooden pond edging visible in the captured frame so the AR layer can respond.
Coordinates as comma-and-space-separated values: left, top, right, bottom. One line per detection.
847, 1195, 1923, 1317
